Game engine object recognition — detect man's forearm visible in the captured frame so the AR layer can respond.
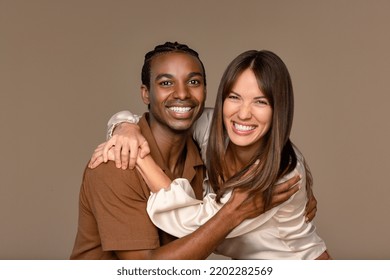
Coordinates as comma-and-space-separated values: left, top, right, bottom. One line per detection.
147, 204, 242, 259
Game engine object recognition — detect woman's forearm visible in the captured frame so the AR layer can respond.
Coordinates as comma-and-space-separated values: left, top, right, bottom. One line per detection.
136, 155, 172, 193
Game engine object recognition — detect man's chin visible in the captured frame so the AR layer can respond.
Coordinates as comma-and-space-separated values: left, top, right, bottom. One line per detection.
167, 120, 195, 132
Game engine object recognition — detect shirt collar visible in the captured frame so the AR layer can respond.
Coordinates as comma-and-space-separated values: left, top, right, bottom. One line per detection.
138, 113, 204, 182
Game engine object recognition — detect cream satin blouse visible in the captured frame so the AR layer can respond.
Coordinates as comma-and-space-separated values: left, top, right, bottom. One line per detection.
108, 108, 327, 259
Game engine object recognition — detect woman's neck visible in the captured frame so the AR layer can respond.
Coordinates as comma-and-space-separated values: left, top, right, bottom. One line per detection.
225, 141, 263, 177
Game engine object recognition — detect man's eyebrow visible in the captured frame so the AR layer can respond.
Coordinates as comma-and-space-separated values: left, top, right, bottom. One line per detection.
155, 73, 174, 81
188, 72, 203, 78
155, 72, 204, 81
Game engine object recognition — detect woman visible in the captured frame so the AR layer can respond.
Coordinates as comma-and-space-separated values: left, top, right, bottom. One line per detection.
96, 50, 330, 259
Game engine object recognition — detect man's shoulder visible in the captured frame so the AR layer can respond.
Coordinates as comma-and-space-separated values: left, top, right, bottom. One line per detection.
84, 161, 128, 176
82, 161, 147, 196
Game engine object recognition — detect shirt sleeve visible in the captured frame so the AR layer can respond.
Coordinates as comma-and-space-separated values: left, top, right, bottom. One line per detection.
106, 110, 141, 139
83, 163, 160, 251
146, 151, 307, 239
146, 178, 283, 239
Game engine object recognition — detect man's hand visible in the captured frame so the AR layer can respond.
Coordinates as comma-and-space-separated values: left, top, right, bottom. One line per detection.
305, 192, 317, 223
266, 175, 301, 211
88, 123, 150, 169
225, 175, 301, 226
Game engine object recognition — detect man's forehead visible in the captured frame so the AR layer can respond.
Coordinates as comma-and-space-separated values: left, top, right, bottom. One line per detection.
150, 52, 203, 76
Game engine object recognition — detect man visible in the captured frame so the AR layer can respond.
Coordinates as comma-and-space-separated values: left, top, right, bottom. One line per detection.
70, 42, 301, 259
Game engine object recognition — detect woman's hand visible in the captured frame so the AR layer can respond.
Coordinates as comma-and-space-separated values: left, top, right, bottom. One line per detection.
88, 141, 115, 169
88, 123, 150, 169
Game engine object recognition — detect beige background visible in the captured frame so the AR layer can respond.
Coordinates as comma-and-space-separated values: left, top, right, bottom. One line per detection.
1, 0, 389, 260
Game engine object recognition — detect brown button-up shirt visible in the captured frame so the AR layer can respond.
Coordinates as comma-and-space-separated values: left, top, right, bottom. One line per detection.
70, 113, 205, 259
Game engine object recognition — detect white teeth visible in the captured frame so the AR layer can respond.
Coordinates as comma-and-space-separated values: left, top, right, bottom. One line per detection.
234, 122, 255, 131
169, 107, 191, 113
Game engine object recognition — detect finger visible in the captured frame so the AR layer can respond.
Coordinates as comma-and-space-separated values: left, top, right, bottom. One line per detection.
120, 142, 130, 170
103, 138, 116, 163
88, 158, 94, 169
139, 141, 151, 158
89, 145, 104, 166
270, 182, 300, 208
128, 142, 139, 170
88, 155, 104, 169
274, 174, 301, 194
284, 182, 300, 197
96, 142, 106, 149
94, 144, 105, 154
305, 206, 317, 223
114, 143, 122, 168
304, 193, 317, 222
227, 188, 251, 208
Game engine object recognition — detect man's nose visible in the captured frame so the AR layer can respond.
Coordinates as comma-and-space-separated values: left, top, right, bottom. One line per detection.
172, 83, 191, 100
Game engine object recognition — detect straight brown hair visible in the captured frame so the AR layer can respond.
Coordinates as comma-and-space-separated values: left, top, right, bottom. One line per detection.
206, 50, 313, 208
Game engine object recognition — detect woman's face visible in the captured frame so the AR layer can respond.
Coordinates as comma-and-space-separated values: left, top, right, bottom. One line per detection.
223, 68, 273, 148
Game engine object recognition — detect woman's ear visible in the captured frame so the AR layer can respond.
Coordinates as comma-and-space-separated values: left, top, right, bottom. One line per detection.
141, 85, 150, 105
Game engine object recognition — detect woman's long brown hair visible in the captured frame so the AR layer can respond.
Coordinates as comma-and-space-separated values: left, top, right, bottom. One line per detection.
206, 50, 313, 209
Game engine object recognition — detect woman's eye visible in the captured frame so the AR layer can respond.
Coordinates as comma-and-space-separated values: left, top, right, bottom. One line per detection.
228, 94, 239, 100
255, 99, 269, 106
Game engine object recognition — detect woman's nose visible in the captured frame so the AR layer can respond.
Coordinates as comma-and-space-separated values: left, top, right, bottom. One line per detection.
237, 104, 252, 120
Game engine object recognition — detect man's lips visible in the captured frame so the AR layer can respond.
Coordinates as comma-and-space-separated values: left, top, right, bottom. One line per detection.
168, 106, 192, 113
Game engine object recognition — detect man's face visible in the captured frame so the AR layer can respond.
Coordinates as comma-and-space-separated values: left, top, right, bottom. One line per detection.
143, 52, 206, 132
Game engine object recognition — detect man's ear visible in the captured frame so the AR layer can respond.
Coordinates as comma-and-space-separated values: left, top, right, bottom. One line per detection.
141, 85, 150, 105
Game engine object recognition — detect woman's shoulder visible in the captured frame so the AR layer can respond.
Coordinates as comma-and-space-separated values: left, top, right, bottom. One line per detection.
292, 145, 305, 161
293, 145, 306, 170
277, 146, 306, 183
196, 107, 214, 126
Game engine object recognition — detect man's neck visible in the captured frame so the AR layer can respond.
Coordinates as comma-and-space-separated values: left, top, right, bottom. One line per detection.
149, 121, 190, 178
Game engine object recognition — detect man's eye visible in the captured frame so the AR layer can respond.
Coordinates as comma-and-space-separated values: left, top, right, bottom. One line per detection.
188, 79, 200, 85
160, 81, 172, 86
